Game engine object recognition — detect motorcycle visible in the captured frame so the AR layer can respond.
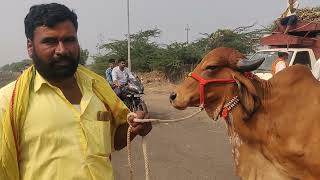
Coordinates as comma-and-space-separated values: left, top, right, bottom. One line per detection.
121, 73, 148, 115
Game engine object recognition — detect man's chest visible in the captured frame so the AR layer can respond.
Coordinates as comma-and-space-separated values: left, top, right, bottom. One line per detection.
21, 91, 107, 144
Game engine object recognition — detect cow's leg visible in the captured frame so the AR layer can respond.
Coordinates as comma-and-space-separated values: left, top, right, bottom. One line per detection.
236, 143, 293, 180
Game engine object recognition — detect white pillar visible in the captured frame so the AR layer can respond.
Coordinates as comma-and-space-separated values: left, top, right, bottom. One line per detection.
127, 0, 131, 72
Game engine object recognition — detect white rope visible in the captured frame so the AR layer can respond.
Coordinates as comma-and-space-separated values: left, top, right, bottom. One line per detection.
127, 125, 134, 180
126, 108, 203, 180
133, 108, 203, 123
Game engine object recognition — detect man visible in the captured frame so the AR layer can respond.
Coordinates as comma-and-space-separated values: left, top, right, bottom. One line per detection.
112, 59, 133, 97
276, 0, 299, 34
0, 3, 151, 180
272, 52, 289, 75
106, 58, 115, 85
312, 59, 320, 80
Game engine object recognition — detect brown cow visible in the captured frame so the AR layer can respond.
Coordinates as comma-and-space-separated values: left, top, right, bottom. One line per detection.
170, 47, 320, 180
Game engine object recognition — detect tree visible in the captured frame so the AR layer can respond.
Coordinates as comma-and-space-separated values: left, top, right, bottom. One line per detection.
198, 24, 271, 55
0, 59, 32, 72
90, 25, 268, 81
90, 55, 110, 76
79, 48, 89, 65
98, 28, 163, 72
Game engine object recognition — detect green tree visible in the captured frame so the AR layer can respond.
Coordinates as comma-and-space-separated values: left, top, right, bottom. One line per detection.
98, 28, 163, 72
79, 48, 89, 65
199, 24, 270, 55
90, 55, 110, 76
90, 25, 267, 81
0, 59, 32, 72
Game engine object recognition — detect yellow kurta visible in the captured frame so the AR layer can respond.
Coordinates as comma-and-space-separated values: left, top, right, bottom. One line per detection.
0, 66, 129, 180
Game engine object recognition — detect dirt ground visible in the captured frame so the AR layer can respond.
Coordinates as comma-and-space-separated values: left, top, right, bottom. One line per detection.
112, 82, 239, 180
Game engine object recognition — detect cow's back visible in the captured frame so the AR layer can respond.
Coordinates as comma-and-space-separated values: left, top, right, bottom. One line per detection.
268, 64, 320, 99
258, 64, 320, 178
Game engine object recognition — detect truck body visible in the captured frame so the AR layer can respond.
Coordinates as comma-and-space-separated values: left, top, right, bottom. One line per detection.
253, 22, 320, 79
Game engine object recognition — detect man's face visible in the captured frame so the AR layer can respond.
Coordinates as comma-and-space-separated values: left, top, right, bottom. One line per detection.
109, 63, 114, 68
27, 20, 80, 81
119, 61, 126, 69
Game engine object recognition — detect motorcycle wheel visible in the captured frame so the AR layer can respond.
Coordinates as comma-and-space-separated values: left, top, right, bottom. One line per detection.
137, 101, 149, 118
123, 97, 134, 112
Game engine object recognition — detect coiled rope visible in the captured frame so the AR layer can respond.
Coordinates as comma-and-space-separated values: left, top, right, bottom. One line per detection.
126, 108, 203, 180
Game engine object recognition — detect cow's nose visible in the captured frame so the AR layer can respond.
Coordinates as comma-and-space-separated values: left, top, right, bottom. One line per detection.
169, 92, 177, 101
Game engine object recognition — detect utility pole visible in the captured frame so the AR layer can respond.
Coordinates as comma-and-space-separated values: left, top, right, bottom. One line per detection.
127, 0, 132, 72
185, 24, 190, 44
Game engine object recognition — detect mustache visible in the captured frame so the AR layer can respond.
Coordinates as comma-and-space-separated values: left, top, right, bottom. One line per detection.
49, 55, 75, 65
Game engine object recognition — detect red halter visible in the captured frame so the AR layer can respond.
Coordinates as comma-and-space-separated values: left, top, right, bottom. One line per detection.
188, 72, 236, 108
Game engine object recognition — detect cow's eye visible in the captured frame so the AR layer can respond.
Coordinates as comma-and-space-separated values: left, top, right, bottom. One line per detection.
205, 65, 217, 70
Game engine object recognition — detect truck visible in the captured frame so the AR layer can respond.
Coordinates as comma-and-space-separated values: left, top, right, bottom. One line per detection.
251, 21, 320, 80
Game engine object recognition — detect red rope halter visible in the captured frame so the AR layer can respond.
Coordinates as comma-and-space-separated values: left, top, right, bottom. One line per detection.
188, 72, 236, 108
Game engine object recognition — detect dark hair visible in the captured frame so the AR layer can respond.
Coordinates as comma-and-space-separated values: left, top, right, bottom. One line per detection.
24, 3, 78, 40
118, 58, 126, 63
278, 52, 289, 58
108, 58, 115, 63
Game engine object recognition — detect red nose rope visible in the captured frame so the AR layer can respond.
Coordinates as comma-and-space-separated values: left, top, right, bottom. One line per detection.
188, 72, 254, 119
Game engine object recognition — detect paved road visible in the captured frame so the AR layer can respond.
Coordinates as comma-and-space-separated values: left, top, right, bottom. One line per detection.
112, 88, 239, 180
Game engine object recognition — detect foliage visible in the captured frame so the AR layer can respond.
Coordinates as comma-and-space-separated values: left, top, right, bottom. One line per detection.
90, 54, 110, 76
0, 59, 32, 72
1, 25, 270, 82
79, 48, 89, 65
199, 24, 270, 55
93, 29, 163, 74
90, 25, 269, 81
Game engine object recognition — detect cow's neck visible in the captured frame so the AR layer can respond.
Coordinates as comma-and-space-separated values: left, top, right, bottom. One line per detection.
223, 78, 284, 178
224, 105, 292, 180
228, 77, 269, 141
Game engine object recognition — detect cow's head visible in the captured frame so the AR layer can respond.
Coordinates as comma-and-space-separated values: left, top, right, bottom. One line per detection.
170, 47, 264, 120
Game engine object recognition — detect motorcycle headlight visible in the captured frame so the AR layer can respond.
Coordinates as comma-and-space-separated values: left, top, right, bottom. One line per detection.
128, 83, 139, 93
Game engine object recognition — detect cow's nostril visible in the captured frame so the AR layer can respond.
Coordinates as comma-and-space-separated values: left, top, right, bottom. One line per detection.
169, 92, 177, 101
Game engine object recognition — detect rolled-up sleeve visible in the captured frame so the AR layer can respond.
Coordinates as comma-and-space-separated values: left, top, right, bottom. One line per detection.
111, 68, 118, 82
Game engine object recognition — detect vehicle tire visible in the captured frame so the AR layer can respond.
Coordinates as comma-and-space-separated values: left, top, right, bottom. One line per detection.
124, 99, 135, 112
137, 101, 149, 118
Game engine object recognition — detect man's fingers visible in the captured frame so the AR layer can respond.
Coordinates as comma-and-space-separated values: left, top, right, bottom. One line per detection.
130, 124, 144, 134
135, 111, 145, 119
130, 122, 152, 136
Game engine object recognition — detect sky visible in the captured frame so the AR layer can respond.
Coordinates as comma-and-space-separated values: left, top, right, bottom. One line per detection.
0, 0, 319, 66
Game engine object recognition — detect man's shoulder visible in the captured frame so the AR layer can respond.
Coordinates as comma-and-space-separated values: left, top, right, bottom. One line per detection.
0, 81, 16, 96
112, 66, 120, 72
0, 81, 16, 108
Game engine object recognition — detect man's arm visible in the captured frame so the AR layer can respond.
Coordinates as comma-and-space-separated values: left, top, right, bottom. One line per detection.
114, 123, 136, 150
114, 111, 152, 150
111, 68, 120, 86
312, 60, 320, 80
275, 61, 287, 74
289, 1, 299, 13
106, 69, 113, 84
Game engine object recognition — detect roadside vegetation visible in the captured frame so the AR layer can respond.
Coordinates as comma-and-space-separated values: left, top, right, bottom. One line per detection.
1, 25, 271, 82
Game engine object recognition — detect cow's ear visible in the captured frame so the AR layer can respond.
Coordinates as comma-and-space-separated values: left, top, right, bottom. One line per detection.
233, 73, 260, 120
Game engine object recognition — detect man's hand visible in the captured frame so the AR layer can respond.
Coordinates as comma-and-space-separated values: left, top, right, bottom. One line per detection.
114, 111, 152, 150
128, 111, 152, 136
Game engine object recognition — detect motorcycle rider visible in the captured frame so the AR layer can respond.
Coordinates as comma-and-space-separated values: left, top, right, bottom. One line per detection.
112, 59, 133, 98
105, 58, 115, 85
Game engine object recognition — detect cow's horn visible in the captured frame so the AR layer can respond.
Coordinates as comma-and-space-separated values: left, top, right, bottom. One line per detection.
236, 57, 265, 72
